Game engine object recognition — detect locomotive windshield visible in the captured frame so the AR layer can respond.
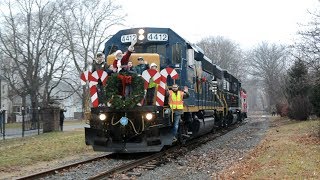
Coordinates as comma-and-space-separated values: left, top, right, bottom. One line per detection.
106, 44, 167, 65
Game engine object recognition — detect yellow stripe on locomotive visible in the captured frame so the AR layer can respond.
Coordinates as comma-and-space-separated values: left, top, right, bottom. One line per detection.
107, 53, 160, 70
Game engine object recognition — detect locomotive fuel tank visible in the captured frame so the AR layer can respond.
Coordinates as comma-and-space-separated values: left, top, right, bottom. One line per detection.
187, 110, 215, 137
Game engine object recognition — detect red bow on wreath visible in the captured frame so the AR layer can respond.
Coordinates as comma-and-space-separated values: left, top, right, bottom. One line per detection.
118, 74, 132, 96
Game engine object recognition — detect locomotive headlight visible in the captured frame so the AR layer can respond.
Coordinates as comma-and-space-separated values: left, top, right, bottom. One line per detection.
138, 34, 145, 40
138, 28, 145, 40
138, 29, 145, 34
145, 113, 153, 120
99, 113, 107, 121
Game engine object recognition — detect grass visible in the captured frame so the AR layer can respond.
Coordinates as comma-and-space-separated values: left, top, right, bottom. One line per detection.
3, 122, 22, 129
220, 117, 320, 179
0, 130, 94, 171
3, 119, 87, 129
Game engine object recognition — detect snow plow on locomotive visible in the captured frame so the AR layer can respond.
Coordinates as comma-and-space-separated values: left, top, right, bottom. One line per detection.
82, 27, 247, 153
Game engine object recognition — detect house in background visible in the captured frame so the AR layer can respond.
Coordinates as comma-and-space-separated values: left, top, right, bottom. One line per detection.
48, 81, 82, 120
0, 75, 10, 123
1, 78, 82, 122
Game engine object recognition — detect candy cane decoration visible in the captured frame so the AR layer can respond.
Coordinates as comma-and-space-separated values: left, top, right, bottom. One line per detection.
140, 69, 161, 106
156, 68, 179, 106
89, 70, 108, 107
91, 70, 108, 86
80, 70, 100, 107
89, 83, 99, 107
80, 70, 92, 85
141, 69, 161, 89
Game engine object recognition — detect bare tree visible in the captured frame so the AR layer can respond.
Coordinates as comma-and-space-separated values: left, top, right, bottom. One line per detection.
58, 0, 125, 113
0, 0, 70, 123
293, 4, 320, 116
294, 4, 320, 83
197, 36, 246, 80
246, 42, 288, 111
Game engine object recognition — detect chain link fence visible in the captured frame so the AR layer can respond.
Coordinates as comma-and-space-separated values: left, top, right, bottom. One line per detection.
0, 107, 61, 140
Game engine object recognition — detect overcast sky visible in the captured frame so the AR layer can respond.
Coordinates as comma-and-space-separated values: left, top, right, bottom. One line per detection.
116, 0, 319, 49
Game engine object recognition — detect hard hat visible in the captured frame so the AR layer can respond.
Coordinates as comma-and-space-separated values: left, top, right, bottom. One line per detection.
150, 63, 157, 67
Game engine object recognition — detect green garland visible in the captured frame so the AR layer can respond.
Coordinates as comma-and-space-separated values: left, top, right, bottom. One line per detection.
105, 73, 145, 109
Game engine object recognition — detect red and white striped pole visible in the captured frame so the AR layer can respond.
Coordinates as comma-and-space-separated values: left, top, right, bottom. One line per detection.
91, 70, 108, 86
156, 68, 179, 106
141, 69, 161, 106
80, 70, 100, 107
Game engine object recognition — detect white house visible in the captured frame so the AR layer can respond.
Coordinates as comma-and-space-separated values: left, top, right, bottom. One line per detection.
1, 78, 82, 122
0, 75, 10, 123
48, 81, 82, 119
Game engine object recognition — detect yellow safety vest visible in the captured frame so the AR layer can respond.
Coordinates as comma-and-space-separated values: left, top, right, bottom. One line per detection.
148, 79, 158, 88
169, 90, 184, 109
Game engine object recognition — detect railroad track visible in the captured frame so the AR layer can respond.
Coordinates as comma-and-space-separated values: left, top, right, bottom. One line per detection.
89, 121, 246, 180
16, 121, 246, 180
16, 153, 112, 180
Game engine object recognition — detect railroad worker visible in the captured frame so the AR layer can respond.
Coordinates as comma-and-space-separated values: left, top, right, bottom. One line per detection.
168, 84, 189, 141
92, 52, 107, 72
59, 109, 65, 131
134, 56, 149, 75
146, 63, 158, 105
113, 38, 137, 73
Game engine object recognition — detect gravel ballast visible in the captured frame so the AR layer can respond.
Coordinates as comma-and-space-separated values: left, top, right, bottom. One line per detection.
138, 115, 269, 179
11, 115, 269, 180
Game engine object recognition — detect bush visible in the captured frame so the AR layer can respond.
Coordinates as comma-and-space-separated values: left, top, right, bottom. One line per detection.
309, 83, 320, 117
288, 95, 312, 120
276, 103, 288, 117
280, 104, 289, 117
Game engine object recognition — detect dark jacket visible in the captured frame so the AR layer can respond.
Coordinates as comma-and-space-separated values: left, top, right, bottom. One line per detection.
106, 68, 116, 76
92, 61, 107, 72
134, 64, 149, 75
60, 110, 65, 125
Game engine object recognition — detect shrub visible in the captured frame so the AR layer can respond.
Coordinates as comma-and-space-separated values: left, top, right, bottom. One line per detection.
288, 95, 312, 120
309, 83, 320, 117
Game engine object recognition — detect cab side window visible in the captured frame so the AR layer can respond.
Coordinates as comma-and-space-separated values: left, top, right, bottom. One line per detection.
106, 45, 119, 55
146, 45, 166, 65
172, 43, 182, 64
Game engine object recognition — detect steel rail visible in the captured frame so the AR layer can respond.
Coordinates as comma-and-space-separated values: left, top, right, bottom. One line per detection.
89, 121, 246, 180
16, 153, 111, 180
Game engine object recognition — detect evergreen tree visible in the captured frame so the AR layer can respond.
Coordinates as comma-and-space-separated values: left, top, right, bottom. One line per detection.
286, 60, 309, 98
309, 74, 320, 117
286, 60, 311, 120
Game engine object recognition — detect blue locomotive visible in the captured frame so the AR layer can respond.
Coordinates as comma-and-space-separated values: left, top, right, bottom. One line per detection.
84, 27, 247, 153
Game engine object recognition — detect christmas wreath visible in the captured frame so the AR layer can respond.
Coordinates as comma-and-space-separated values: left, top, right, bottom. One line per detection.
105, 73, 145, 109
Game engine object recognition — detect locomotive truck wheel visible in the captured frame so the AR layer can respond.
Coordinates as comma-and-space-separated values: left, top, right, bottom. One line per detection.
178, 123, 188, 145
